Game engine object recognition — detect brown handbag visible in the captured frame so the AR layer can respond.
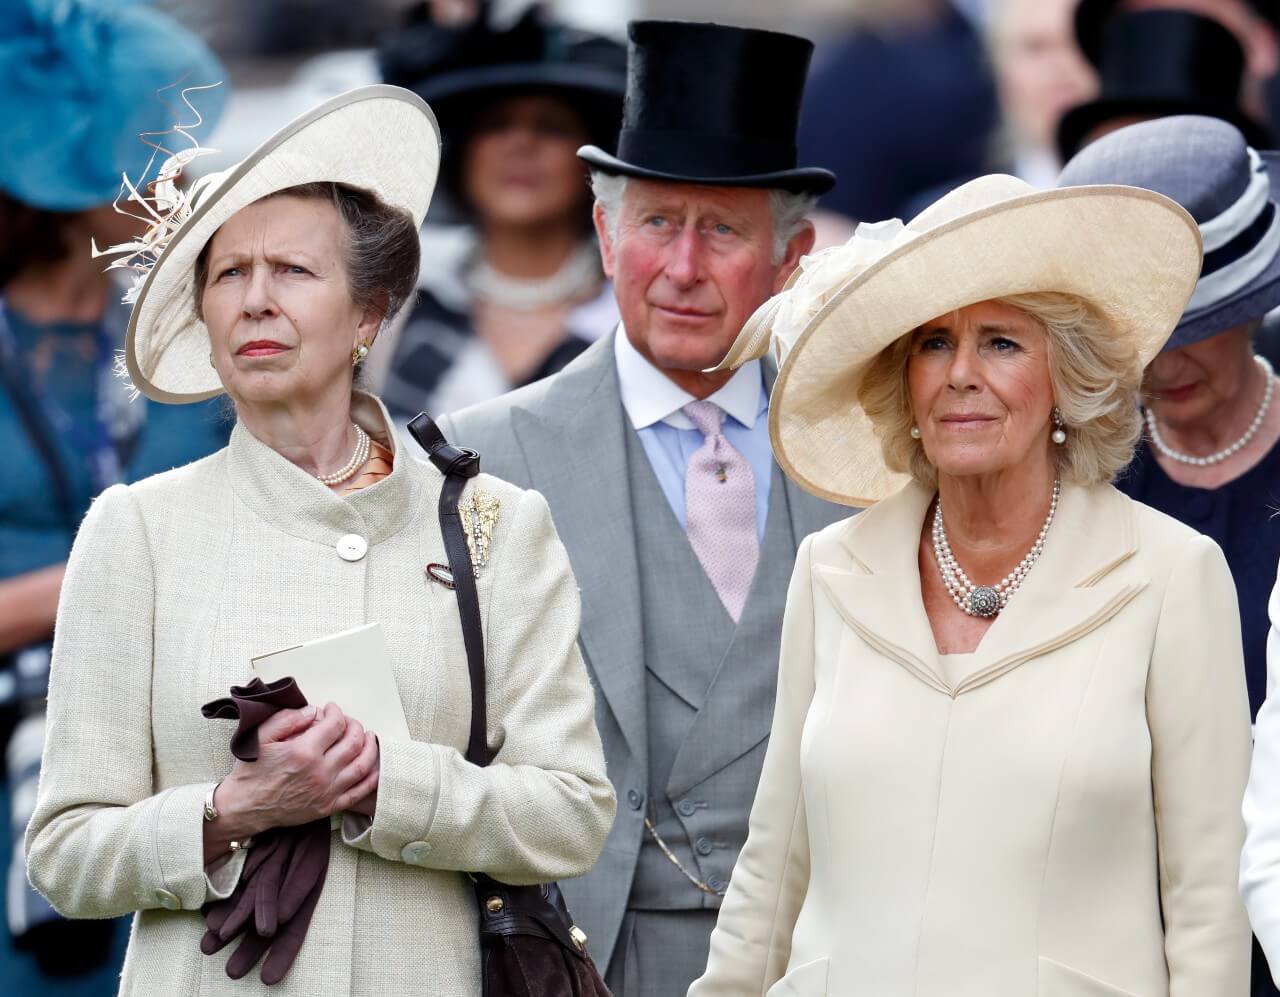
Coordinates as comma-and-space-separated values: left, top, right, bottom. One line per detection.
408, 414, 612, 997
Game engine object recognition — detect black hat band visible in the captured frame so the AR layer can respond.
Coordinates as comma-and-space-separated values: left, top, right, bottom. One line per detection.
614, 128, 798, 180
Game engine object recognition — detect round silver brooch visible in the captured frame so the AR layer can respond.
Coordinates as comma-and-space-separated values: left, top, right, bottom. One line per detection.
967, 586, 1001, 618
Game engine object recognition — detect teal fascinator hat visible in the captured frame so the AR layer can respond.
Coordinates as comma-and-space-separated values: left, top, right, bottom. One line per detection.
0, 0, 228, 211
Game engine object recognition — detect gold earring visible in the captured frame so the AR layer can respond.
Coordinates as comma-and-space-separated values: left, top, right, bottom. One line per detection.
351, 342, 370, 367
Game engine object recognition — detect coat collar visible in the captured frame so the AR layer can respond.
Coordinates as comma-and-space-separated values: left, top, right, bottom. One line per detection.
227, 392, 425, 547
814, 479, 1147, 696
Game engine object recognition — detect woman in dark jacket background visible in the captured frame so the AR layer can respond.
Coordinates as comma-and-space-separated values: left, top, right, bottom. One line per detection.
375, 2, 624, 421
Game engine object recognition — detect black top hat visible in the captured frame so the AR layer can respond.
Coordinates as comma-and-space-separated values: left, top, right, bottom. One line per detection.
577, 20, 836, 195
1073, 0, 1280, 67
1057, 9, 1272, 160
378, 4, 626, 158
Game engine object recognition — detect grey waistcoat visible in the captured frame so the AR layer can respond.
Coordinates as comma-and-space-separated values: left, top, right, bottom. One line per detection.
622, 422, 800, 910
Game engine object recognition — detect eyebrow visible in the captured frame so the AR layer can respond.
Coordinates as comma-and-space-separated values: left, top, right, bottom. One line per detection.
205, 247, 325, 271
628, 198, 756, 229
918, 321, 1025, 335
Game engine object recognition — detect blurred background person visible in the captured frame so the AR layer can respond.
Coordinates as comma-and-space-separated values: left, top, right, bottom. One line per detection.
795, 0, 999, 226
1058, 0, 1277, 158
987, 0, 1098, 187
0, 0, 229, 990
374, 1, 625, 422
1060, 114, 1280, 997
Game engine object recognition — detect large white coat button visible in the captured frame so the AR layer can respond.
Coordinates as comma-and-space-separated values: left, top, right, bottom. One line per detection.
154, 889, 181, 910
401, 841, 432, 864
336, 534, 368, 562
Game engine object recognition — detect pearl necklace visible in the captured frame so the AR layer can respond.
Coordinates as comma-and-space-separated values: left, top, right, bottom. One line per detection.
932, 477, 1060, 618
1146, 355, 1274, 467
466, 242, 600, 311
315, 424, 370, 486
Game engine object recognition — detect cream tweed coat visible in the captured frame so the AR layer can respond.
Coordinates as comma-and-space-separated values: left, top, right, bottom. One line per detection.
25, 394, 615, 995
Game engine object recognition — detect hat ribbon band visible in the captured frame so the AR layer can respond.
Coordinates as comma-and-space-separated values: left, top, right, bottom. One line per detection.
614, 128, 798, 179
1187, 201, 1280, 313
1200, 148, 1269, 252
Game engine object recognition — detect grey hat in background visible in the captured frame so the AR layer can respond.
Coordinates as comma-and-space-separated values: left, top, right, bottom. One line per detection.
1058, 115, 1280, 351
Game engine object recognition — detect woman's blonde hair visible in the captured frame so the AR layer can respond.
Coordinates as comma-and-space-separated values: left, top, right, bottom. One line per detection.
857, 292, 1144, 489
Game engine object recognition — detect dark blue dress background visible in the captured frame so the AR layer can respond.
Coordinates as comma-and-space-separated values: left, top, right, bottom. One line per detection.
1116, 441, 1280, 721
1116, 440, 1280, 997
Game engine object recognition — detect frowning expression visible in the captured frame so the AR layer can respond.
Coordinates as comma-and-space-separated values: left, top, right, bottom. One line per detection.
907, 299, 1056, 477
200, 195, 378, 408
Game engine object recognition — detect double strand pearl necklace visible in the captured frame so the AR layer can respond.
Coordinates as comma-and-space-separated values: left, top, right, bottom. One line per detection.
1146, 355, 1274, 467
315, 424, 370, 486
932, 477, 1061, 618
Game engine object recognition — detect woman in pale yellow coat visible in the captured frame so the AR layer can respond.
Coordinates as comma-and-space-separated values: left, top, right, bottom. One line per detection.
24, 87, 613, 994
688, 175, 1253, 996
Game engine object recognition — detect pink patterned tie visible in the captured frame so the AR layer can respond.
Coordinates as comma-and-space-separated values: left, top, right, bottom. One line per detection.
682, 401, 759, 622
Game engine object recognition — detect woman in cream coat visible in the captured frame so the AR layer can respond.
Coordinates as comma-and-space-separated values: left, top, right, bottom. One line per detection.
689, 175, 1253, 995
24, 87, 614, 994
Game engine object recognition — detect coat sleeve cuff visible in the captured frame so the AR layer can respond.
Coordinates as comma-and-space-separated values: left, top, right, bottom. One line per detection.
359, 738, 443, 865
152, 783, 245, 909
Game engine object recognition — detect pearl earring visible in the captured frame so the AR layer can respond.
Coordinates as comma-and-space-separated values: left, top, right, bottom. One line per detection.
910, 425, 922, 439
1051, 407, 1067, 445
351, 342, 370, 367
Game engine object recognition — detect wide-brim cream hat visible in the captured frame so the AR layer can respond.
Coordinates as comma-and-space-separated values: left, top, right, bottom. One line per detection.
121, 85, 440, 404
714, 174, 1202, 507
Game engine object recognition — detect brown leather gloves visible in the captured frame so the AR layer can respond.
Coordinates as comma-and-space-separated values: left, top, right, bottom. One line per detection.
200, 677, 330, 985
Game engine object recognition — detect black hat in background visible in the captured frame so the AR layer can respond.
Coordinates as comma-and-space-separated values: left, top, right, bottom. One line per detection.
1057, 8, 1272, 160
1073, 0, 1280, 66
577, 20, 836, 195
378, 3, 626, 179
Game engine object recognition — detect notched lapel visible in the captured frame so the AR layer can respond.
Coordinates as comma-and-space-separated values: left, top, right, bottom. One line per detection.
814, 563, 950, 694
954, 578, 1145, 694
508, 339, 649, 764
956, 484, 1148, 693
816, 481, 950, 692
822, 481, 1149, 697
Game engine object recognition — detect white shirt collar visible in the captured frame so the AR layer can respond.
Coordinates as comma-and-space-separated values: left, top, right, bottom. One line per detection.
614, 325, 764, 432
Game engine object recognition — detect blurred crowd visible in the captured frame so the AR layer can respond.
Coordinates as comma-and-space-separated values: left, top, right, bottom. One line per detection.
4, 0, 1280, 992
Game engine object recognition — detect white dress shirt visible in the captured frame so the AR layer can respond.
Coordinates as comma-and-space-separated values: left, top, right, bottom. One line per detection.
613, 326, 772, 542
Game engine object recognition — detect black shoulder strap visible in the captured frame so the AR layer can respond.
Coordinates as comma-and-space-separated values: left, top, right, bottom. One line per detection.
406, 414, 493, 767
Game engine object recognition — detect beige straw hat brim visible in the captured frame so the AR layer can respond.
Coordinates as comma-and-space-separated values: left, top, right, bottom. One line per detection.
719, 176, 1202, 507
124, 85, 441, 404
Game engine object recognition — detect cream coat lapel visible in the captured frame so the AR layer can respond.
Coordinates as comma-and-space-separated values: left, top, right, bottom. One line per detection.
814, 480, 1148, 696
507, 335, 648, 764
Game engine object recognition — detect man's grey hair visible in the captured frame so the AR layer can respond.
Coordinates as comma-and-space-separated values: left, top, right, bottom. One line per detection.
589, 171, 816, 265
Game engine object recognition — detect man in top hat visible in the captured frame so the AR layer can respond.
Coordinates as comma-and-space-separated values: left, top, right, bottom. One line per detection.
438, 19, 847, 995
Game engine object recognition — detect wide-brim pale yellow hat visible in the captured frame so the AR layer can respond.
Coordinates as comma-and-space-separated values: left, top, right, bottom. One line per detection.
122, 85, 440, 404
714, 174, 1203, 507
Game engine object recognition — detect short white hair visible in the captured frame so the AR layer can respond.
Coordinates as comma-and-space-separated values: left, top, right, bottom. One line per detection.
589, 170, 815, 265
